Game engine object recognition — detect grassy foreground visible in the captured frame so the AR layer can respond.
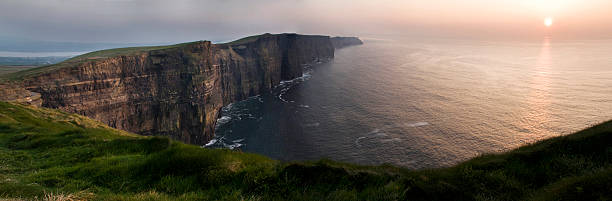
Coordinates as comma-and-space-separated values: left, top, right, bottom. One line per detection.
0, 102, 610, 201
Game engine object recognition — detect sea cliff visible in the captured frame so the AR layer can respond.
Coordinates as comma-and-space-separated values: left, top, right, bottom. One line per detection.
0, 33, 362, 144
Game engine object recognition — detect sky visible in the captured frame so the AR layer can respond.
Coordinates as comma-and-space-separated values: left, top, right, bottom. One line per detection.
1, 0, 612, 44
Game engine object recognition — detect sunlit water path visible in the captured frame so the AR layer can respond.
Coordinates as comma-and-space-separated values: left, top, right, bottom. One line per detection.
206, 37, 612, 169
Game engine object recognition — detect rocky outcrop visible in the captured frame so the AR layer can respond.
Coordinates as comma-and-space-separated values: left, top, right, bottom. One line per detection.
0, 82, 41, 106
330, 37, 364, 49
1, 33, 362, 144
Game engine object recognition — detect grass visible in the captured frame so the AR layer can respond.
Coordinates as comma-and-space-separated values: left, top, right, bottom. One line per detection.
0, 66, 37, 76
220, 34, 270, 46
0, 101, 610, 200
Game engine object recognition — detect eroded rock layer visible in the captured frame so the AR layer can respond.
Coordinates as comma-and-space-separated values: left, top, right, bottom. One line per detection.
3, 34, 361, 144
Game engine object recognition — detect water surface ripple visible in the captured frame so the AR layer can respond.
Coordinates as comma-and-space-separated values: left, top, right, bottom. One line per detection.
207, 37, 612, 169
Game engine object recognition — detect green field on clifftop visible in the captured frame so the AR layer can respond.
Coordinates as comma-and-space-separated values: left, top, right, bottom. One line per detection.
0, 101, 610, 200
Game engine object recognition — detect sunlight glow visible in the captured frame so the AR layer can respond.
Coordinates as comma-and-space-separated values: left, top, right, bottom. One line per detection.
544, 17, 554, 27
521, 0, 574, 13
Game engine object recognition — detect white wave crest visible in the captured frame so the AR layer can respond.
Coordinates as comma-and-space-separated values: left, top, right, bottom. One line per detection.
203, 139, 217, 147
406, 122, 429, 127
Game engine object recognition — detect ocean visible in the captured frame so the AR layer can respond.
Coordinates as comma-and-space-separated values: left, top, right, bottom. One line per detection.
206, 37, 612, 169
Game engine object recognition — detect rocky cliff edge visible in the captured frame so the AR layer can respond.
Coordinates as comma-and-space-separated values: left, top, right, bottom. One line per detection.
0, 33, 362, 144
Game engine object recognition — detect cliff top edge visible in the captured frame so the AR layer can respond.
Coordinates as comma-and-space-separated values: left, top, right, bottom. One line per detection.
0, 33, 362, 81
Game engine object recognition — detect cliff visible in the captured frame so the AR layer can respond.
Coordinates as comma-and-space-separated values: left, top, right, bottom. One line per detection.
0, 33, 362, 144
330, 36, 364, 48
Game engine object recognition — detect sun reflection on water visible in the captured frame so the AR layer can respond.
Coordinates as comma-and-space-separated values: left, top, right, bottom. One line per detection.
516, 36, 557, 142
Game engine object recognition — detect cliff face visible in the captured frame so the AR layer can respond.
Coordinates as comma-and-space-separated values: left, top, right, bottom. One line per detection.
330, 37, 364, 49
3, 34, 360, 144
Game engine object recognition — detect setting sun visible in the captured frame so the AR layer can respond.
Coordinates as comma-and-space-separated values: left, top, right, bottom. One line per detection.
544, 17, 554, 27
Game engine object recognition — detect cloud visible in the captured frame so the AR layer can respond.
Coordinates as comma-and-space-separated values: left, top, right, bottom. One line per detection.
1, 0, 611, 43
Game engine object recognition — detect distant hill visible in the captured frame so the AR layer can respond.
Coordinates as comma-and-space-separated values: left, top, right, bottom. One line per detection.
0, 39, 153, 53
0, 56, 70, 66
0, 101, 610, 200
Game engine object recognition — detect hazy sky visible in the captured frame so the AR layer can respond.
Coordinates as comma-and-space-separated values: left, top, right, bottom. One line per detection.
2, 0, 612, 43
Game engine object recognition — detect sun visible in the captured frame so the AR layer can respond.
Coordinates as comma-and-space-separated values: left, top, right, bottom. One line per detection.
544, 17, 554, 27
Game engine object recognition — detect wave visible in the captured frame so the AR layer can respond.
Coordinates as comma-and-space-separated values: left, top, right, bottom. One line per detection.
406, 122, 429, 127
217, 116, 231, 124
354, 136, 367, 147
303, 122, 320, 127
203, 139, 217, 147
275, 65, 314, 103
355, 122, 429, 146
203, 136, 244, 150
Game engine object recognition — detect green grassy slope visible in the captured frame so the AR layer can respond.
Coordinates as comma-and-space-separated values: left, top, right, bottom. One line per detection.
0, 66, 37, 76
219, 34, 268, 46
0, 101, 610, 201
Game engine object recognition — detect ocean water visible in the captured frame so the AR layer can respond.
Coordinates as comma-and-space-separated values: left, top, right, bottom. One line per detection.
206, 37, 612, 169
